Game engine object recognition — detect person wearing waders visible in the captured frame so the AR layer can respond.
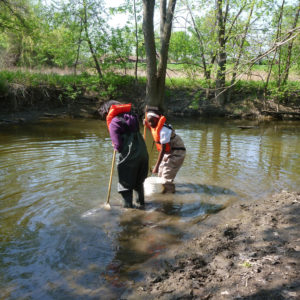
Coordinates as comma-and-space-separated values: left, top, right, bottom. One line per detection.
98, 101, 149, 208
144, 109, 186, 193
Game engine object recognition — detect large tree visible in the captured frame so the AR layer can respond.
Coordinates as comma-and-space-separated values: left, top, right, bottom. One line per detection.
142, 0, 177, 110
0, 0, 37, 66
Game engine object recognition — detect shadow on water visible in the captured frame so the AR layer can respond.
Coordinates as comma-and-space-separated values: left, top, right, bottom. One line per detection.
175, 183, 237, 196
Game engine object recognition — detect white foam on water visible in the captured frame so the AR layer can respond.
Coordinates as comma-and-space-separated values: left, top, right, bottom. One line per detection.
81, 207, 104, 218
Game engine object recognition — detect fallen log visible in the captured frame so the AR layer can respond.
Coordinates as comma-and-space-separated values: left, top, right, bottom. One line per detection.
237, 126, 257, 129
261, 110, 300, 118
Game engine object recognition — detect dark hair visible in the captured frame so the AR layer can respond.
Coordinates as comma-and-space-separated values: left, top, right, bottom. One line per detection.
98, 100, 121, 119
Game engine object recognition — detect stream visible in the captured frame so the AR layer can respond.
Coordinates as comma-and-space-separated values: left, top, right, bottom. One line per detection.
0, 118, 299, 299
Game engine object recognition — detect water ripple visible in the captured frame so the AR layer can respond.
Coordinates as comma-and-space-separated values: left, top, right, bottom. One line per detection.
1, 118, 299, 299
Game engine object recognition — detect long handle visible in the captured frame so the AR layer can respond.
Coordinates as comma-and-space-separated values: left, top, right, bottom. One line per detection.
143, 108, 154, 174
105, 149, 116, 205
143, 109, 147, 140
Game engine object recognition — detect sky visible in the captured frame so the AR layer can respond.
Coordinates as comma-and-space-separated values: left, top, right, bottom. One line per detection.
44, 0, 300, 30
105, 0, 129, 28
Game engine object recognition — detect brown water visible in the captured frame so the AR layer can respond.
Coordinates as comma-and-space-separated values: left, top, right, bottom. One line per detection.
0, 118, 299, 299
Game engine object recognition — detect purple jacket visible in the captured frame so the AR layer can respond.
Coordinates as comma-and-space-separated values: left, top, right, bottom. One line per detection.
109, 113, 139, 152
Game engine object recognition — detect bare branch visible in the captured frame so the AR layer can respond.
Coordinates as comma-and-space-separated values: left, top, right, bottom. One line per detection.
212, 27, 300, 97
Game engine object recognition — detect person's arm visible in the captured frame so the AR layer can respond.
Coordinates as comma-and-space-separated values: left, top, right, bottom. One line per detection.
152, 126, 171, 173
109, 118, 124, 152
143, 118, 151, 129
152, 144, 166, 174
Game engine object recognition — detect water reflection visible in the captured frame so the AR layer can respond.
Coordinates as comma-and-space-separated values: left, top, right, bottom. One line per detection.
0, 118, 299, 298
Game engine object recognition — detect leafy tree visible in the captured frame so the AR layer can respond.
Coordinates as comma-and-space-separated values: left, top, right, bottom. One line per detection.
34, 7, 81, 68
111, 0, 144, 80
0, 0, 37, 66
109, 26, 133, 74
169, 31, 193, 62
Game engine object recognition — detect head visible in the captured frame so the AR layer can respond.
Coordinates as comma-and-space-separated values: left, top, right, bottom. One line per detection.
98, 100, 121, 119
146, 111, 161, 128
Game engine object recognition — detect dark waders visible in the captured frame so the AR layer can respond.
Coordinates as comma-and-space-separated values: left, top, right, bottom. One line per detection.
117, 131, 148, 208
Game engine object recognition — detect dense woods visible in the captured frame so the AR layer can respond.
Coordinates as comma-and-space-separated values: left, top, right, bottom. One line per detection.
0, 0, 299, 112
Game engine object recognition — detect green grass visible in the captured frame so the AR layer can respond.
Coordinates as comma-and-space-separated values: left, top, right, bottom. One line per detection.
0, 69, 299, 104
233, 80, 265, 91
0, 70, 139, 99
166, 77, 209, 88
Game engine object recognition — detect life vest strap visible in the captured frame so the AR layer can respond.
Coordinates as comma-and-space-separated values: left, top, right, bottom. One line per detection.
172, 147, 186, 151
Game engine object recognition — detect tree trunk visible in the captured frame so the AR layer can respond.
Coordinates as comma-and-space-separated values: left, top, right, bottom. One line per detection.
143, 0, 158, 107
83, 0, 103, 79
264, 0, 285, 100
143, 0, 177, 111
157, 0, 176, 109
74, 20, 83, 75
282, 4, 299, 85
215, 0, 227, 105
134, 0, 139, 82
227, 1, 255, 102
185, 0, 209, 80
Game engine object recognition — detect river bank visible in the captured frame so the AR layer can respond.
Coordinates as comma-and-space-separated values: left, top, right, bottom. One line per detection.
126, 190, 300, 300
0, 70, 299, 125
1, 95, 300, 126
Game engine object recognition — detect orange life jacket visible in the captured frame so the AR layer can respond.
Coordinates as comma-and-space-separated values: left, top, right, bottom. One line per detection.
106, 103, 132, 129
150, 115, 171, 152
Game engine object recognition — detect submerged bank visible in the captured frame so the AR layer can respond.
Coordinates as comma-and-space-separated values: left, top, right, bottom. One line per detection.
0, 70, 300, 125
126, 191, 300, 300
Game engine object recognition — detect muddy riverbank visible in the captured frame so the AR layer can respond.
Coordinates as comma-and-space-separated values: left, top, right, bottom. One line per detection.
1, 95, 300, 126
125, 190, 300, 300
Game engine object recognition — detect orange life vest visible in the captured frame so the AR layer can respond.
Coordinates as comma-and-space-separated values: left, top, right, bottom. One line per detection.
150, 115, 171, 152
106, 103, 132, 130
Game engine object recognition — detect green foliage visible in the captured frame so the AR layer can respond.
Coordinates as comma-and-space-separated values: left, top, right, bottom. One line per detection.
35, 26, 79, 67
241, 261, 252, 268
233, 80, 265, 94
189, 93, 200, 110
0, 70, 138, 101
166, 77, 210, 89
0, 69, 299, 109
267, 80, 300, 103
0, 0, 299, 88
100, 72, 136, 98
169, 32, 194, 62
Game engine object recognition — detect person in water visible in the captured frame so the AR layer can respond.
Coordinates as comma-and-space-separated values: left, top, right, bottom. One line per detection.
98, 100, 149, 208
144, 108, 186, 193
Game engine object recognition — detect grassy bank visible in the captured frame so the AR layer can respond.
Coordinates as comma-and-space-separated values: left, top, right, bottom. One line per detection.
0, 70, 138, 104
0, 70, 299, 122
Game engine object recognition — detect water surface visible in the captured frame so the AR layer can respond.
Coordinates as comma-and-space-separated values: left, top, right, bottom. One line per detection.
0, 118, 299, 299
